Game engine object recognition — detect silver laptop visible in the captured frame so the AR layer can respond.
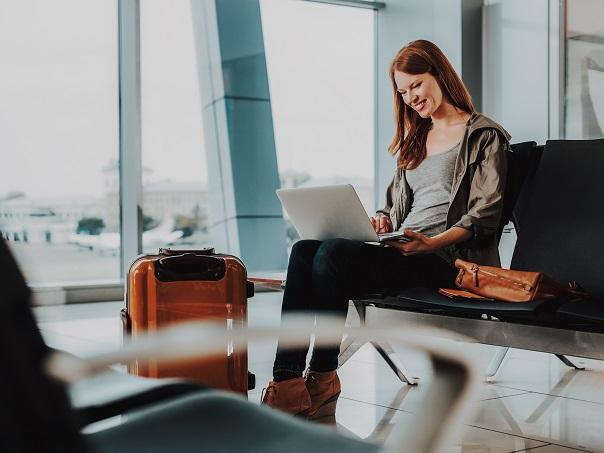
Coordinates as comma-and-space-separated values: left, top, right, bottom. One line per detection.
276, 184, 410, 243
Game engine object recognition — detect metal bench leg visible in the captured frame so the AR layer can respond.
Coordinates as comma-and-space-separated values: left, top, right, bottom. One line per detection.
338, 301, 367, 368
339, 301, 419, 385
555, 354, 585, 370
338, 336, 365, 368
485, 347, 510, 382
371, 341, 418, 386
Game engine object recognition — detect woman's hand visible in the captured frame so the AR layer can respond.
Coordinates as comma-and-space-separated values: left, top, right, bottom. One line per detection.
385, 227, 473, 256
385, 230, 437, 255
371, 214, 393, 234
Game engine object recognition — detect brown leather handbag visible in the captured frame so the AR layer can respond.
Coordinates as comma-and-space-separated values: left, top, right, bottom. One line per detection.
452, 259, 586, 303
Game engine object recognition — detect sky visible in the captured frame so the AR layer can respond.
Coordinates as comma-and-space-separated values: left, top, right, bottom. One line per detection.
0, 0, 374, 200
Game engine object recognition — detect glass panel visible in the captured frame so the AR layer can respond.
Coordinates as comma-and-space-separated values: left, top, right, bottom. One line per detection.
140, 0, 211, 254
260, 0, 375, 249
564, 0, 604, 139
482, 0, 549, 143
0, 0, 119, 284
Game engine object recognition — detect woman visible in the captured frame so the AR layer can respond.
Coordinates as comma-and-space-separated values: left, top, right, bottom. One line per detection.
261, 39, 510, 419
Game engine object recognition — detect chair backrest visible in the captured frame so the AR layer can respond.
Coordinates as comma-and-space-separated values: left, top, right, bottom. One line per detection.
0, 238, 86, 452
497, 141, 540, 239
511, 139, 604, 300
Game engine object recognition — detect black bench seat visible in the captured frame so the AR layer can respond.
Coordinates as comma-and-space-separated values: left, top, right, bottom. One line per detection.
394, 287, 563, 321
353, 139, 604, 339
357, 287, 575, 326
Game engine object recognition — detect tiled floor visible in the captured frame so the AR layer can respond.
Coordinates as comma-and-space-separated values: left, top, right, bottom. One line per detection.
35, 293, 604, 452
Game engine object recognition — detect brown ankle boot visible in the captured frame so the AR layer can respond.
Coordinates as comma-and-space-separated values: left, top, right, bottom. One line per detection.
303, 370, 341, 421
261, 377, 311, 416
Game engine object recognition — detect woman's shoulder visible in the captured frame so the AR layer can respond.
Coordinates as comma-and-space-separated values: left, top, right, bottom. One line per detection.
467, 113, 511, 142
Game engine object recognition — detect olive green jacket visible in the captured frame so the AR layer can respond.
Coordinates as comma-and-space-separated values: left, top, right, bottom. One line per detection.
377, 113, 511, 267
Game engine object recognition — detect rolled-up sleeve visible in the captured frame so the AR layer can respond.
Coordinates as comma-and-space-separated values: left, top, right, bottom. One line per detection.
453, 129, 507, 239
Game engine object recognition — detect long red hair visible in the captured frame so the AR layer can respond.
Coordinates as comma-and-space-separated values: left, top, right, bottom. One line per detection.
388, 40, 475, 169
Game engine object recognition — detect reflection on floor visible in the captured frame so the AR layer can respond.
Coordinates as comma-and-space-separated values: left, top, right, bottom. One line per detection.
35, 293, 604, 453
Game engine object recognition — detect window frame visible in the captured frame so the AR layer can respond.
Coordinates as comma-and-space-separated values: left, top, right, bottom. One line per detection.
27, 0, 380, 303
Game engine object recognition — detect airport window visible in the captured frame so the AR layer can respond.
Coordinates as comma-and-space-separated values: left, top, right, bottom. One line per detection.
564, 0, 604, 139
0, 0, 119, 284
139, 0, 211, 254
260, 0, 375, 249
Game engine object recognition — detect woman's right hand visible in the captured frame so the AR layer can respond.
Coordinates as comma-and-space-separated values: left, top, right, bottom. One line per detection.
371, 214, 393, 233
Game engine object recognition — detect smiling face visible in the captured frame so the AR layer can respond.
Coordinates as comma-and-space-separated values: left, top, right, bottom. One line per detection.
394, 71, 444, 119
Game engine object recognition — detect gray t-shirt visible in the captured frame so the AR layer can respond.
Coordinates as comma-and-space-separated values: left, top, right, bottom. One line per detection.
400, 142, 459, 260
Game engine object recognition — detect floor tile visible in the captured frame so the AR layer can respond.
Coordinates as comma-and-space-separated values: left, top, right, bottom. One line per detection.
517, 445, 594, 452
247, 292, 282, 326
247, 364, 273, 396
494, 353, 604, 405
248, 338, 278, 364
39, 318, 122, 348
471, 393, 604, 452
338, 357, 528, 414
40, 331, 113, 357
335, 397, 547, 452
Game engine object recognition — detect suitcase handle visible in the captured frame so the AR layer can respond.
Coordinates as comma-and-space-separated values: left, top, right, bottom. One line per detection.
155, 253, 225, 282
159, 247, 215, 256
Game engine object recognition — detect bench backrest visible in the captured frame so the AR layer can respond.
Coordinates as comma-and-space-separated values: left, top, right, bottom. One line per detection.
498, 141, 540, 239
511, 139, 604, 300
510, 144, 544, 233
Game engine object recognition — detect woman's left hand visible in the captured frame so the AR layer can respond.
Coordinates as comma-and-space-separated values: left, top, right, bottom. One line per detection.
385, 229, 438, 256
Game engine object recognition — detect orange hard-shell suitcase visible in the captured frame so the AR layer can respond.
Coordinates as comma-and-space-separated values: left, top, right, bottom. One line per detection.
121, 248, 255, 395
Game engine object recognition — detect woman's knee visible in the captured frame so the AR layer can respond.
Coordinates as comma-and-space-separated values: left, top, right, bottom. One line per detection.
290, 239, 321, 257
288, 239, 322, 268
312, 239, 355, 278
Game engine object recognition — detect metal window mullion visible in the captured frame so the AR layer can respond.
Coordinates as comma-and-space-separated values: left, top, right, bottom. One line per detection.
118, 0, 143, 278
548, 0, 565, 139
373, 6, 380, 212
302, 0, 385, 10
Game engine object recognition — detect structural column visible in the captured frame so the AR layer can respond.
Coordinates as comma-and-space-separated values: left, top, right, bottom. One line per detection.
118, 0, 143, 277
191, 0, 287, 271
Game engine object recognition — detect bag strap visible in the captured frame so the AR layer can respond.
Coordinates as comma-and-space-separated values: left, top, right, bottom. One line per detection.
566, 281, 589, 301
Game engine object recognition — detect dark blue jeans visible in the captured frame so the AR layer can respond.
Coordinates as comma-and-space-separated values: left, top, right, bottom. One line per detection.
273, 239, 457, 377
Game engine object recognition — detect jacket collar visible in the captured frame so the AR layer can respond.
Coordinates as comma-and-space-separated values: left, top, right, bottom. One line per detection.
447, 112, 511, 207
466, 112, 512, 142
